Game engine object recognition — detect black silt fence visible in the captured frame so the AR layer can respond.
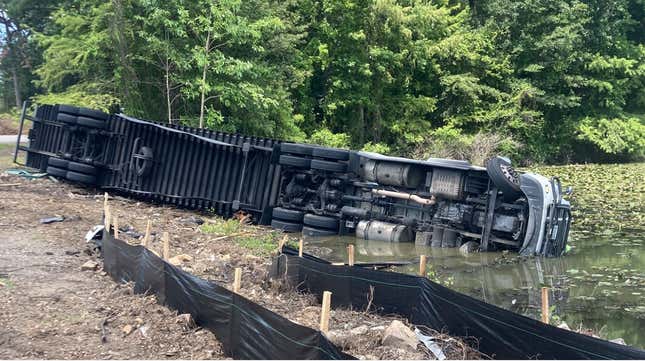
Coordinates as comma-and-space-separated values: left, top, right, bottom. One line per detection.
274, 247, 645, 360
101, 230, 350, 360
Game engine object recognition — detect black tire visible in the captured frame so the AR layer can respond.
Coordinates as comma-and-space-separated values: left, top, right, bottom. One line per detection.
46, 166, 67, 178
77, 116, 106, 129
77, 107, 109, 121
48, 157, 69, 169
272, 207, 305, 222
302, 226, 337, 237
56, 113, 77, 124
303, 214, 339, 230
310, 159, 347, 173
441, 230, 457, 248
280, 143, 317, 156
67, 161, 98, 175
66, 171, 97, 185
486, 156, 522, 200
271, 219, 303, 233
431, 227, 444, 248
58, 105, 79, 114
279, 155, 311, 169
312, 147, 350, 161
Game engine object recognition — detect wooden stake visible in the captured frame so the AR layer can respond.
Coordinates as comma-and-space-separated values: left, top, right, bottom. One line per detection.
103, 192, 109, 211
104, 205, 111, 230
541, 287, 550, 324
298, 238, 304, 257
113, 215, 119, 239
419, 255, 427, 276
233, 268, 242, 293
142, 219, 152, 247
162, 232, 170, 260
347, 244, 355, 266
320, 291, 332, 334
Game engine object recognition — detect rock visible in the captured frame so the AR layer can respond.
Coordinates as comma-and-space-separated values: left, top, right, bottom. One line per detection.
134, 317, 144, 326
168, 254, 193, 266
176, 313, 196, 329
371, 325, 386, 331
122, 324, 134, 335
381, 320, 417, 351
610, 338, 626, 345
459, 241, 479, 255
558, 322, 570, 331
349, 325, 369, 336
81, 260, 99, 271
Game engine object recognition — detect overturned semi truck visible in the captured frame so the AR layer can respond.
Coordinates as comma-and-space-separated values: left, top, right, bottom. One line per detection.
15, 103, 572, 256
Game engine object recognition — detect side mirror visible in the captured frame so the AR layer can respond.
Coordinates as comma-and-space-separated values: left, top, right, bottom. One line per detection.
565, 186, 573, 196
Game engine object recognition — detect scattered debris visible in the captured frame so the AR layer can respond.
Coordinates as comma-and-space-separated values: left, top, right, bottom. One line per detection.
558, 322, 571, 331
176, 313, 196, 329
180, 216, 204, 225
65, 250, 80, 256
40, 215, 65, 224
122, 324, 134, 336
3, 168, 48, 179
382, 320, 418, 351
81, 260, 99, 271
415, 328, 446, 360
139, 324, 150, 338
611, 338, 626, 345
168, 254, 193, 266
85, 225, 104, 242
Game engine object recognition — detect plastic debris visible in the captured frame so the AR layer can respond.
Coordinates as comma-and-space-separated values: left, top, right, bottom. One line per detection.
40, 215, 65, 224
414, 328, 446, 360
4, 168, 48, 179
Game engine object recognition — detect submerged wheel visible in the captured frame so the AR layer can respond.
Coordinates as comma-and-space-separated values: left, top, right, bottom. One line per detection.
486, 156, 522, 201
270, 219, 303, 233
302, 226, 337, 237
303, 214, 339, 230
272, 207, 305, 222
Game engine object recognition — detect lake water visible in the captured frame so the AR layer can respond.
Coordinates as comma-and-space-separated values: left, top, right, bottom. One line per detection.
304, 230, 645, 349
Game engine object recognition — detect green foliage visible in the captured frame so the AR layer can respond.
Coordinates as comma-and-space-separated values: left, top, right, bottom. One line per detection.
308, 128, 351, 149
578, 116, 645, 157
1, 0, 643, 164
200, 218, 242, 235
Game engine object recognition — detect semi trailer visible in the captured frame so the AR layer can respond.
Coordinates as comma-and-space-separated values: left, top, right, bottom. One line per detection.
14, 103, 572, 256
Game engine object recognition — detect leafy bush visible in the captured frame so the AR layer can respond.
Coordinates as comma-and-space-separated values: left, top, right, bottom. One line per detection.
578, 117, 645, 160
308, 128, 351, 149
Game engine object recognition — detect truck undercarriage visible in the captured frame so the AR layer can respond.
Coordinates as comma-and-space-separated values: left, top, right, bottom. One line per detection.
15, 103, 572, 256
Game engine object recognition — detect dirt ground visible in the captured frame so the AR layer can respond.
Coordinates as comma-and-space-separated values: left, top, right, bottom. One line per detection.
0, 146, 482, 360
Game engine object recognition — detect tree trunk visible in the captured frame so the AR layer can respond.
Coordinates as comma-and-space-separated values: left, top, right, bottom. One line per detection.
3, 20, 21, 108
165, 58, 172, 124
198, 31, 211, 129
10, 64, 21, 109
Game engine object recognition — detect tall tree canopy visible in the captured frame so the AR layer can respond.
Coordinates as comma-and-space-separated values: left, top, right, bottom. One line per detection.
1, 0, 643, 164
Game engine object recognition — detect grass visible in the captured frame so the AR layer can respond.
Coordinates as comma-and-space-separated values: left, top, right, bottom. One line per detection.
235, 233, 281, 255
0, 277, 13, 289
199, 218, 242, 235
200, 217, 285, 256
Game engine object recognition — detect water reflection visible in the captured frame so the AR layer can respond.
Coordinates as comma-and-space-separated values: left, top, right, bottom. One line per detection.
304, 234, 645, 349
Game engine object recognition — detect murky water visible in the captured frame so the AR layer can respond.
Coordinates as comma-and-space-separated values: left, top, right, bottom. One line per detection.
304, 231, 645, 349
